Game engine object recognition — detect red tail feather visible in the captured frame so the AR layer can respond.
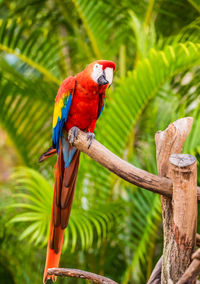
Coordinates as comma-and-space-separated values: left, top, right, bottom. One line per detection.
39, 146, 57, 163
43, 142, 80, 283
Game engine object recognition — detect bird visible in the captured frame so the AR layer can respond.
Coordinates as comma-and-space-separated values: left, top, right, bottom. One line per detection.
39, 60, 116, 283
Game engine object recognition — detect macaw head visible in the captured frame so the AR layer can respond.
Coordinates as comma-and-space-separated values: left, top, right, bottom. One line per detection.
77, 60, 116, 89
91, 60, 116, 87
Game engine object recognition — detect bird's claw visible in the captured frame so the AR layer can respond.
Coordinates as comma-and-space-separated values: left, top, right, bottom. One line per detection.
87, 132, 95, 149
68, 126, 79, 145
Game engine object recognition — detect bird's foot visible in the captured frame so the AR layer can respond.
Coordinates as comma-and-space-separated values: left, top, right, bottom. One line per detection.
87, 132, 95, 149
68, 126, 79, 145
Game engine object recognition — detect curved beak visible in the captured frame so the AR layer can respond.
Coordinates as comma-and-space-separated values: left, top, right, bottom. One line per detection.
104, 67, 113, 86
97, 67, 114, 86
97, 70, 109, 85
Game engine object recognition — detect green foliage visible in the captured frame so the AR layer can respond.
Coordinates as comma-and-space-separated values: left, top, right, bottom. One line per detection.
0, 0, 200, 283
8, 167, 123, 251
0, 71, 54, 166
0, 19, 62, 84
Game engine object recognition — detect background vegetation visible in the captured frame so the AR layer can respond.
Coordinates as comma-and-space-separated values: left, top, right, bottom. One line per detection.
0, 0, 200, 283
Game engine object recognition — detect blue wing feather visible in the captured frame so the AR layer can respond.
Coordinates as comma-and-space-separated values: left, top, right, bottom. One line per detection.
52, 94, 77, 168
61, 136, 77, 167
52, 94, 72, 152
97, 98, 104, 119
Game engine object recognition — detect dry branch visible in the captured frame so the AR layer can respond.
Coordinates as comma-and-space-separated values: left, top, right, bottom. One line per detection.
147, 256, 163, 284
177, 249, 200, 284
47, 268, 118, 284
68, 122, 200, 200
149, 250, 200, 284
196, 234, 200, 247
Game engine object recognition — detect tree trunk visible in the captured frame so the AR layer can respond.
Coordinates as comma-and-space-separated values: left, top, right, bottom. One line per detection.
167, 153, 197, 283
155, 117, 195, 283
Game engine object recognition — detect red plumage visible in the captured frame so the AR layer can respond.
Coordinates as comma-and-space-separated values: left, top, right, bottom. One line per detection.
41, 60, 115, 283
66, 61, 111, 132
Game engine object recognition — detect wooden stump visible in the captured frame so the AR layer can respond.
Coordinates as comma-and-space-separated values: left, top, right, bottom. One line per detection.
155, 117, 195, 283
168, 154, 197, 283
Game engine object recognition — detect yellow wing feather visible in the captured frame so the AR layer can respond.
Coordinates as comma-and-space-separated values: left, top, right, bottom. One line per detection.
52, 92, 68, 128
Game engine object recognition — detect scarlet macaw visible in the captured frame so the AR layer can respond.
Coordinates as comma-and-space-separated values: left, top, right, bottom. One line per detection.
39, 60, 116, 283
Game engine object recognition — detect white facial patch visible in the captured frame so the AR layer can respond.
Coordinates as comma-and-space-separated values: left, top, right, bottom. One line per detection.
104, 67, 113, 86
91, 63, 103, 83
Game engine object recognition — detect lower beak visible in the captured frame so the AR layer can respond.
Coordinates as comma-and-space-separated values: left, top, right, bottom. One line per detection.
97, 72, 109, 85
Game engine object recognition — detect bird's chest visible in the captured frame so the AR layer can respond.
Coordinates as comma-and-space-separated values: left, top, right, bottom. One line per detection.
66, 88, 100, 130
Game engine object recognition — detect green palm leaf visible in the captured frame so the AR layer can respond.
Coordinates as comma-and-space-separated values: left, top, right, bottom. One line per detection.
71, 0, 128, 58
0, 19, 62, 84
8, 167, 124, 251
0, 61, 56, 166
122, 190, 161, 284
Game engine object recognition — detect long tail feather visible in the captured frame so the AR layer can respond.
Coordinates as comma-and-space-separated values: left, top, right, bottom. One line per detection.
39, 146, 57, 163
43, 142, 80, 283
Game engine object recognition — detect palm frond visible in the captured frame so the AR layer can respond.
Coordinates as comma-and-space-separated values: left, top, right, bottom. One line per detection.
0, 67, 54, 166
155, 0, 199, 37
0, 19, 62, 84
8, 167, 124, 251
71, 0, 128, 59
184, 106, 200, 156
117, 134, 162, 284
122, 190, 161, 284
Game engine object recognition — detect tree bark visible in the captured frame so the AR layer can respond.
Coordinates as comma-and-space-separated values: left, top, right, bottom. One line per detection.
47, 268, 118, 284
177, 248, 200, 284
67, 118, 200, 283
67, 118, 200, 201
196, 233, 200, 247
167, 154, 197, 283
155, 117, 194, 283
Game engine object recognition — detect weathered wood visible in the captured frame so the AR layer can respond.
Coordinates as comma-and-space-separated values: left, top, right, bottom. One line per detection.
196, 233, 200, 247
155, 117, 194, 284
47, 268, 118, 284
68, 127, 173, 195
67, 118, 200, 283
167, 154, 197, 283
148, 249, 200, 283
147, 256, 163, 284
68, 121, 200, 201
177, 249, 200, 284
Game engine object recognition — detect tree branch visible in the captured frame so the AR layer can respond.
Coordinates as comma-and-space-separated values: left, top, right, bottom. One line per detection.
47, 268, 118, 284
196, 233, 200, 247
147, 256, 163, 284
177, 249, 200, 284
68, 128, 200, 201
147, 234, 200, 282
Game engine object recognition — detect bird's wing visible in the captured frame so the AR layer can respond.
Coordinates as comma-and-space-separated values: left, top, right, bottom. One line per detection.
97, 92, 105, 119
52, 76, 76, 152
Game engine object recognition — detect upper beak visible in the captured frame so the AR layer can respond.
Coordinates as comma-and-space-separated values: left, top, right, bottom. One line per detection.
97, 70, 109, 85
104, 67, 113, 86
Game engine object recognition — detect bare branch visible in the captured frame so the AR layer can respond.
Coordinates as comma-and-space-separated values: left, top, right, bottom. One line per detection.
147, 256, 163, 284
47, 268, 118, 284
177, 249, 200, 284
148, 231, 200, 283
196, 233, 200, 247
68, 127, 200, 201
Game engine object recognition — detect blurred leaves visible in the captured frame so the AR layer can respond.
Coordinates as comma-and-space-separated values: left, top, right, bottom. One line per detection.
8, 167, 124, 251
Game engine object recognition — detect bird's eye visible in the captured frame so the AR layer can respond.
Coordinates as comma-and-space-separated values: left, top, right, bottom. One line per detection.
95, 64, 99, 68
